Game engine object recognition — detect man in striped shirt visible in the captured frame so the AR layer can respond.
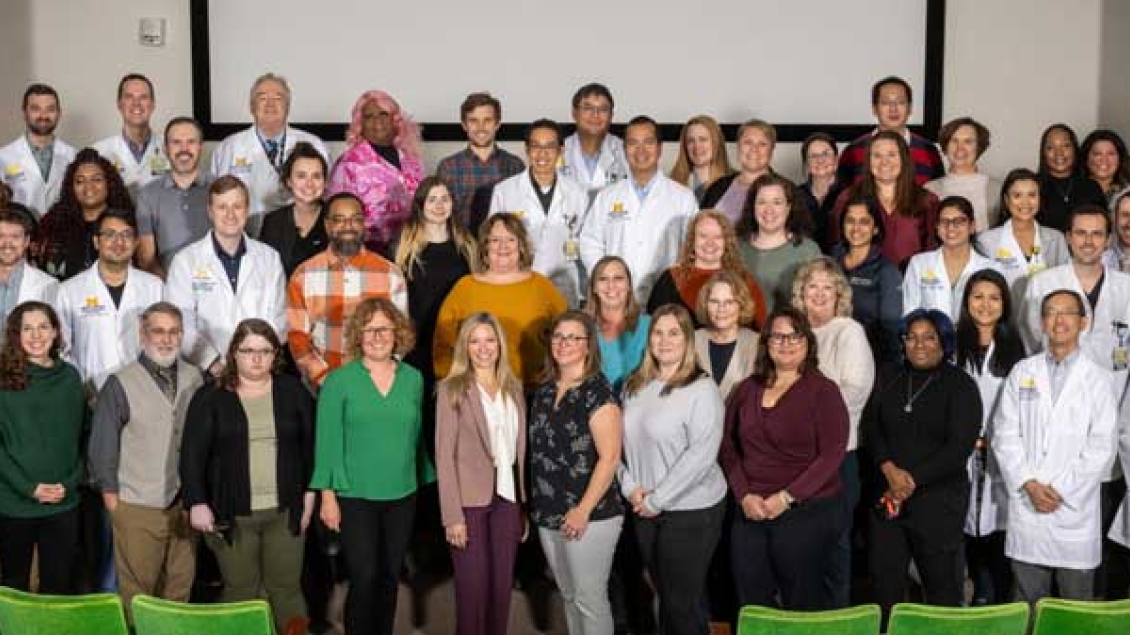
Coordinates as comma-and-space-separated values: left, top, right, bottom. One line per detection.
286, 191, 407, 388
836, 76, 945, 186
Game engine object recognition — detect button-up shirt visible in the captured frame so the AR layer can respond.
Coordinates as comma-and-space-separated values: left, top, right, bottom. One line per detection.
1045, 348, 1081, 404
136, 172, 215, 268
436, 146, 525, 224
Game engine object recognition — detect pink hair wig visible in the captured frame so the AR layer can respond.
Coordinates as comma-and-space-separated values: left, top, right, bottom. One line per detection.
345, 90, 422, 159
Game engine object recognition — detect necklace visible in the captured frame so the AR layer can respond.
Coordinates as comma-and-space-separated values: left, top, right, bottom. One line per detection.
1052, 176, 1074, 204
904, 372, 937, 413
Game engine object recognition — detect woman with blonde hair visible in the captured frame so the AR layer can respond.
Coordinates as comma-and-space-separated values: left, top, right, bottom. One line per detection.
701, 119, 781, 225
436, 312, 526, 635
620, 303, 727, 635
694, 270, 759, 400
670, 115, 733, 202
311, 298, 431, 635
327, 90, 425, 252
791, 257, 875, 607
647, 209, 766, 329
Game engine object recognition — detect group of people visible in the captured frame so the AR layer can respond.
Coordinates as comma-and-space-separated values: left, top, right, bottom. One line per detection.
0, 68, 1129, 635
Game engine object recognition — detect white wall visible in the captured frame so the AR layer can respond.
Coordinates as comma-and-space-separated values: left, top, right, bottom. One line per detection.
0, 0, 1120, 184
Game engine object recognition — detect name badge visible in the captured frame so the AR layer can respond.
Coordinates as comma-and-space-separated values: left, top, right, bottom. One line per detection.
1018, 377, 1039, 401
191, 269, 217, 293
609, 202, 628, 220
563, 238, 579, 261
150, 155, 170, 174
232, 157, 253, 175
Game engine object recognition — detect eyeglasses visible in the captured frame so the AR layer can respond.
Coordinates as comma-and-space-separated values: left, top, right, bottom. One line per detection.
902, 333, 940, 345
527, 144, 559, 154
1041, 308, 1083, 319
327, 215, 365, 227
807, 150, 836, 162
578, 104, 611, 116
551, 333, 588, 345
236, 347, 275, 358
362, 326, 395, 338
146, 327, 182, 338
767, 332, 804, 346
937, 217, 970, 228
98, 229, 136, 242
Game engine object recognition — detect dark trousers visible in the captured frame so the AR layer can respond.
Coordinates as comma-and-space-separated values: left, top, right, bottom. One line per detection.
868, 507, 963, 619
966, 531, 1012, 604
0, 507, 80, 594
825, 452, 860, 608
339, 493, 417, 635
1098, 478, 1130, 599
450, 496, 521, 635
732, 495, 839, 611
634, 500, 724, 635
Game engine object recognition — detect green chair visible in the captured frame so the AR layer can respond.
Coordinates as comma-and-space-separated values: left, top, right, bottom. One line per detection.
887, 602, 1029, 635
736, 603, 881, 635
0, 585, 128, 635
132, 594, 275, 635
1033, 597, 1130, 635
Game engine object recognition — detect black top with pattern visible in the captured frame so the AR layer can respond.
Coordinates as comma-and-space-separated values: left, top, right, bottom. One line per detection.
528, 373, 623, 528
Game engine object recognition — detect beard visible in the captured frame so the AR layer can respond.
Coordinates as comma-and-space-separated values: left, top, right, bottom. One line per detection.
147, 349, 178, 367
27, 118, 57, 137
331, 235, 362, 257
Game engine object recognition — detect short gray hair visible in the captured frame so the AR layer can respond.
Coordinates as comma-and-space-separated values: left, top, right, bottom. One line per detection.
141, 301, 183, 326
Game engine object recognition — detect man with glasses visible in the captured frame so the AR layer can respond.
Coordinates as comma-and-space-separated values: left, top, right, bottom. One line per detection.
994, 289, 1117, 604
836, 76, 944, 186
489, 119, 589, 306
55, 208, 164, 395
0, 210, 58, 334
165, 176, 287, 378
560, 83, 628, 199
287, 192, 408, 389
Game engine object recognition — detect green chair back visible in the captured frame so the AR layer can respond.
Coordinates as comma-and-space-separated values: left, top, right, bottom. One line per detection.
887, 602, 1029, 635
132, 594, 274, 635
1033, 597, 1130, 635
0, 585, 128, 635
736, 603, 881, 635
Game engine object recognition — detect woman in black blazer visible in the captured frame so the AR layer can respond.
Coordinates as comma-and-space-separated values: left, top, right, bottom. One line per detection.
180, 318, 315, 634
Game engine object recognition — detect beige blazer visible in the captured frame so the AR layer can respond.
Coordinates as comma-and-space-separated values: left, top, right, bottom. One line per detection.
695, 328, 759, 401
435, 382, 527, 527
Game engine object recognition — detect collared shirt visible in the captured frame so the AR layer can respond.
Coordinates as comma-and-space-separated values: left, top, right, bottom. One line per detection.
211, 233, 247, 291
436, 146, 525, 223
0, 262, 25, 330
136, 172, 215, 268
123, 129, 152, 164
1045, 348, 1081, 404
138, 352, 179, 400
27, 135, 53, 181
631, 171, 660, 202
256, 128, 286, 170
286, 247, 408, 383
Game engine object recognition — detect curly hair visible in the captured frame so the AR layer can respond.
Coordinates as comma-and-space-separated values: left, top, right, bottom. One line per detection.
0, 301, 62, 391
344, 297, 415, 362
737, 173, 813, 243
345, 91, 422, 159
790, 256, 854, 319
695, 269, 757, 328
219, 318, 285, 390
674, 210, 744, 282
51, 148, 135, 216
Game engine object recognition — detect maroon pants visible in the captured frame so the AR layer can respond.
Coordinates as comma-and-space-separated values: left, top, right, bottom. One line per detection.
450, 495, 522, 635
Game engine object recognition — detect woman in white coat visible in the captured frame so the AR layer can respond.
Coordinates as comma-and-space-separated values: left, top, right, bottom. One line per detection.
902, 195, 997, 320
975, 168, 1069, 305
489, 119, 589, 307
954, 269, 1026, 605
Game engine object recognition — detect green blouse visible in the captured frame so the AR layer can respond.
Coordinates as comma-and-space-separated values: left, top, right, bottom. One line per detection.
310, 360, 435, 500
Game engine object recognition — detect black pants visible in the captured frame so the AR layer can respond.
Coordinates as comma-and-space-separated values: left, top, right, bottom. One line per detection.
965, 531, 1012, 604
634, 500, 724, 635
868, 507, 963, 620
339, 493, 417, 635
731, 495, 839, 611
0, 507, 80, 594
1098, 478, 1130, 599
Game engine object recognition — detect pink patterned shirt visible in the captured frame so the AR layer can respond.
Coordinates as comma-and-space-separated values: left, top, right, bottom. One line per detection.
327, 142, 424, 249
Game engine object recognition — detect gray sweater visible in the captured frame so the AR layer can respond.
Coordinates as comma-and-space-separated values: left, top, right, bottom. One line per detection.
619, 375, 727, 513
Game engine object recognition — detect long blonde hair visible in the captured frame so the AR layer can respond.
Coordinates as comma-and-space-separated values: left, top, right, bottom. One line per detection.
441, 312, 523, 407
624, 304, 705, 397
670, 115, 732, 188
394, 177, 477, 279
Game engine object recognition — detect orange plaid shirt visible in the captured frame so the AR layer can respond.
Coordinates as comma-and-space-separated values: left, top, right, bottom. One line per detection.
286, 247, 408, 385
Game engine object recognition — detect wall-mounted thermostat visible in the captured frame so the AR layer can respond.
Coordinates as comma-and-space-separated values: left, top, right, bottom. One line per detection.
139, 17, 166, 47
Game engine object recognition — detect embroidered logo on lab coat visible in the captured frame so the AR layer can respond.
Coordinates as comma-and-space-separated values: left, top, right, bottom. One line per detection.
1018, 376, 1038, 400
995, 247, 1018, 268
920, 270, 943, 288
80, 295, 107, 317
232, 157, 252, 175
610, 202, 627, 219
191, 268, 217, 293
4, 163, 23, 182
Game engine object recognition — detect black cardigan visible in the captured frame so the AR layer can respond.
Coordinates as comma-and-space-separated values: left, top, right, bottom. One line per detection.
258, 203, 329, 278
180, 374, 315, 537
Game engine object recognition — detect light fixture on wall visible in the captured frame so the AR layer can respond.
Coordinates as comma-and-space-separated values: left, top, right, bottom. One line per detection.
139, 17, 166, 47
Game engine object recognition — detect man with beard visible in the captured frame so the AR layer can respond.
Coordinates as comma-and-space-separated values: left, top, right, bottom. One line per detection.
436, 92, 525, 228
88, 301, 204, 617
0, 210, 58, 334
0, 84, 77, 217
55, 209, 165, 395
135, 117, 214, 277
287, 192, 408, 389
93, 74, 167, 194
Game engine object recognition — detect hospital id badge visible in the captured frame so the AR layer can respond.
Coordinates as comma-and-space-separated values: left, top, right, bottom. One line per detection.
1115, 346, 1128, 371
563, 238, 580, 261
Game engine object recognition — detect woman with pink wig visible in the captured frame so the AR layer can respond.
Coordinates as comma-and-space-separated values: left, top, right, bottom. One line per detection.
328, 91, 425, 253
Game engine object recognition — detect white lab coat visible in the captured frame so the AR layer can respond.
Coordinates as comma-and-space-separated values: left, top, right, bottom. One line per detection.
559, 133, 628, 199
975, 221, 1069, 306
489, 170, 589, 306
92, 133, 167, 193
992, 352, 1117, 569
1108, 400, 1130, 547
580, 174, 698, 303
164, 233, 287, 369
0, 136, 77, 217
16, 262, 59, 306
963, 342, 1010, 536
55, 265, 164, 391
1022, 265, 1130, 403
902, 247, 998, 320
209, 126, 330, 235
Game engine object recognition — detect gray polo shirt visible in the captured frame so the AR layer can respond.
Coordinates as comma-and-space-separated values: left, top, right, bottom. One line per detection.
136, 172, 214, 268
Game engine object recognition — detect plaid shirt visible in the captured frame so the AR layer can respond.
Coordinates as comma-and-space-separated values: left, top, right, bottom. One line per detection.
436, 146, 525, 225
286, 247, 408, 385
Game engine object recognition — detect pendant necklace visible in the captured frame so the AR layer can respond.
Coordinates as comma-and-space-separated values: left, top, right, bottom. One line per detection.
904, 372, 937, 413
